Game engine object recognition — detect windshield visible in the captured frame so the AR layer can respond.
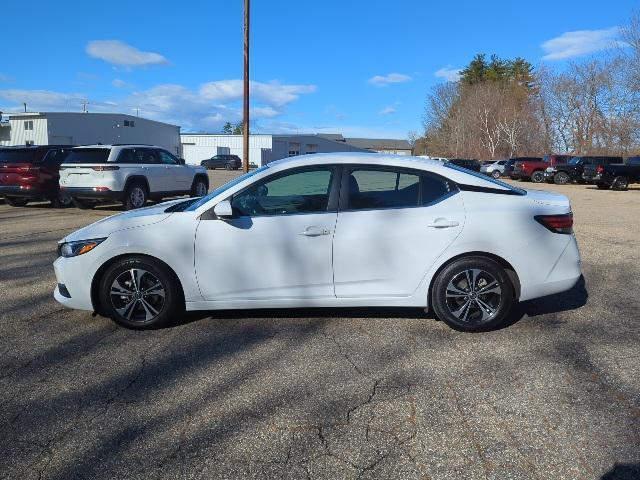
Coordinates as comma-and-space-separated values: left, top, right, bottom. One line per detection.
444, 163, 526, 195
186, 165, 269, 211
64, 149, 110, 164
569, 157, 581, 165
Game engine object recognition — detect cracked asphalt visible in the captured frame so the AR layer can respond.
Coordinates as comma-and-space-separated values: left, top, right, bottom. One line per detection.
1, 172, 639, 479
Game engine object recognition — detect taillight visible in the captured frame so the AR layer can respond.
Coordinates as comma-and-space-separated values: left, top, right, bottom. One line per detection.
18, 166, 37, 172
596, 165, 604, 174
535, 213, 573, 234
91, 166, 120, 171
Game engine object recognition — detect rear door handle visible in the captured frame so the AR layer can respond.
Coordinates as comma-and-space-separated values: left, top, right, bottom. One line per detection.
299, 226, 331, 237
428, 218, 459, 228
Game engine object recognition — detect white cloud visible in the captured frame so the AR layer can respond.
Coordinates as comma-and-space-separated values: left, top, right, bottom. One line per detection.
541, 27, 625, 60
112, 78, 131, 88
378, 104, 398, 115
0, 89, 88, 111
86, 40, 168, 67
368, 73, 412, 87
434, 66, 461, 82
201, 80, 316, 107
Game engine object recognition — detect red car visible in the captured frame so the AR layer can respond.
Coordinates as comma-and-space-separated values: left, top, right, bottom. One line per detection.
511, 155, 572, 183
0, 145, 74, 207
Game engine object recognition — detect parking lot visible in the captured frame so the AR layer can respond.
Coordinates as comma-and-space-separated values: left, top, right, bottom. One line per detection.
1, 171, 639, 479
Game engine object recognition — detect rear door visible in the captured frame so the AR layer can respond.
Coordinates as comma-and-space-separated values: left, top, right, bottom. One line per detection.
332, 166, 465, 298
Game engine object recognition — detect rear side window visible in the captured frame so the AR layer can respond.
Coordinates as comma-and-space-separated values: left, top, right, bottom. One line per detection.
348, 169, 420, 209
117, 148, 158, 164
63, 149, 110, 164
43, 149, 71, 164
627, 157, 640, 166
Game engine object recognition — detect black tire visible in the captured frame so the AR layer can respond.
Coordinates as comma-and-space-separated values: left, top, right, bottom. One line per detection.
225, 163, 232, 170
509, 175, 519, 180
50, 190, 73, 208
491, 170, 501, 179
190, 176, 209, 197
72, 198, 95, 209
531, 171, 545, 183
98, 256, 182, 329
5, 196, 29, 207
596, 182, 611, 190
554, 172, 570, 185
431, 256, 515, 332
612, 176, 629, 191
124, 182, 148, 210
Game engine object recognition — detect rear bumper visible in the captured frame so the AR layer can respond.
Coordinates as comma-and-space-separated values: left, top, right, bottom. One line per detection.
60, 187, 123, 200
0, 185, 50, 198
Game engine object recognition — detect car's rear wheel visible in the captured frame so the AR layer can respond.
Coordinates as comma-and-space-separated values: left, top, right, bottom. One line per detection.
431, 256, 514, 332
98, 256, 182, 329
491, 170, 501, 179
596, 182, 611, 190
612, 176, 629, 191
5, 196, 29, 207
72, 198, 96, 209
531, 171, 545, 183
124, 183, 148, 210
225, 163, 232, 170
554, 172, 570, 185
51, 190, 73, 208
191, 177, 208, 197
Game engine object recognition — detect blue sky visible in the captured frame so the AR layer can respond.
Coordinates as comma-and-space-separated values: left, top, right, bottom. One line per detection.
0, 0, 637, 138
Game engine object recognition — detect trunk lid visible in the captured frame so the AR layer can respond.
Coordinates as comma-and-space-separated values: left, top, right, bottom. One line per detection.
525, 189, 571, 210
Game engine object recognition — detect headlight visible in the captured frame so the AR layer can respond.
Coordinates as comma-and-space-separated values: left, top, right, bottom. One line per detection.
57, 238, 106, 258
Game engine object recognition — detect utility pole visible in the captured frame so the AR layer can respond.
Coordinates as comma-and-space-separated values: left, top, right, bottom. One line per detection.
242, 0, 250, 172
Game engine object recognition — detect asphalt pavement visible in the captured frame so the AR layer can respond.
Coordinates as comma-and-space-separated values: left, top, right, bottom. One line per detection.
0, 174, 639, 479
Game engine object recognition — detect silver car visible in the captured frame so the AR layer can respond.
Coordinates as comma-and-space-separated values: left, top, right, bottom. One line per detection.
481, 160, 507, 178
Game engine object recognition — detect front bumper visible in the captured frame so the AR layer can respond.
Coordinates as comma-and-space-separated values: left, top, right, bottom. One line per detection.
60, 187, 123, 201
53, 255, 97, 311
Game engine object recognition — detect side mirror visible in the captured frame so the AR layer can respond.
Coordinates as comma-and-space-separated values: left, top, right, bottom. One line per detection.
178, 158, 186, 165
213, 200, 233, 218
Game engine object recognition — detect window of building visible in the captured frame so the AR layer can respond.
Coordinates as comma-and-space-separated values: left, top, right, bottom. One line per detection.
25, 140, 35, 146
24, 121, 33, 131
232, 168, 334, 216
288, 143, 300, 157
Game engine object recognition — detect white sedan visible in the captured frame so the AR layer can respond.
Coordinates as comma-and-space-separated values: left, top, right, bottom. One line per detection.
53, 153, 581, 332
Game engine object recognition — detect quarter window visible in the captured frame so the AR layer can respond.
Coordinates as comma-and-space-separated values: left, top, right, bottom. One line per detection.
348, 169, 420, 209
232, 168, 334, 216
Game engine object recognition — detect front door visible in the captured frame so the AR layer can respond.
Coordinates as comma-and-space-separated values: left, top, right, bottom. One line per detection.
332, 166, 465, 298
157, 150, 192, 191
194, 166, 339, 301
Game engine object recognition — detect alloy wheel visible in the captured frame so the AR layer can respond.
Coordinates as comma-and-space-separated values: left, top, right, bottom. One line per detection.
195, 181, 208, 196
445, 269, 502, 324
110, 268, 166, 323
129, 187, 146, 208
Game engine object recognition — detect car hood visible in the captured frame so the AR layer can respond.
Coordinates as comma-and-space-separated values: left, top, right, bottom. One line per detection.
525, 189, 571, 209
61, 199, 185, 243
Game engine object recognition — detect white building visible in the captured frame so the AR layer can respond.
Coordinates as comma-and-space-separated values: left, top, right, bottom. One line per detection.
180, 133, 370, 166
0, 112, 181, 155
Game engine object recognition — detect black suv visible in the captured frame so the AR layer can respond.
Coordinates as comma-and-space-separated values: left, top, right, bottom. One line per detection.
545, 156, 622, 185
200, 154, 242, 170
596, 157, 640, 190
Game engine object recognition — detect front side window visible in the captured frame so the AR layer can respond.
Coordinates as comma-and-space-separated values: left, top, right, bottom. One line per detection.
158, 150, 178, 165
232, 168, 334, 216
348, 169, 420, 209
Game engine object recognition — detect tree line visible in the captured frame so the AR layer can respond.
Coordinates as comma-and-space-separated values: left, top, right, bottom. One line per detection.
418, 12, 640, 160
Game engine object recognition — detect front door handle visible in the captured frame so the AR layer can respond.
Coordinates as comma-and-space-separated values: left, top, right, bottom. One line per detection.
428, 218, 459, 228
299, 226, 331, 237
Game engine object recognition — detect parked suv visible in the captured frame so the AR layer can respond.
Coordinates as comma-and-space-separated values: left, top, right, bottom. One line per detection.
511, 155, 571, 183
545, 156, 622, 185
508, 157, 543, 181
596, 157, 640, 190
0, 145, 74, 207
59, 145, 209, 210
480, 160, 507, 178
200, 154, 242, 170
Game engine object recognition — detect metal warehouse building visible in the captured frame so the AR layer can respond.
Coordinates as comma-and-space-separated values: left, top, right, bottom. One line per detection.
0, 112, 181, 154
180, 133, 387, 166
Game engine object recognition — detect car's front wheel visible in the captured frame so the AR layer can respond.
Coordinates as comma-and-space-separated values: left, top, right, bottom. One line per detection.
191, 177, 208, 197
554, 172, 570, 185
51, 190, 73, 208
431, 256, 514, 332
124, 183, 148, 210
531, 171, 545, 183
612, 176, 629, 191
98, 256, 182, 329
491, 170, 501, 179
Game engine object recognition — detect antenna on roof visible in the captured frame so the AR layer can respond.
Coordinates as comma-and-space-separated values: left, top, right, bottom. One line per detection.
81, 99, 89, 113
23, 103, 27, 113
